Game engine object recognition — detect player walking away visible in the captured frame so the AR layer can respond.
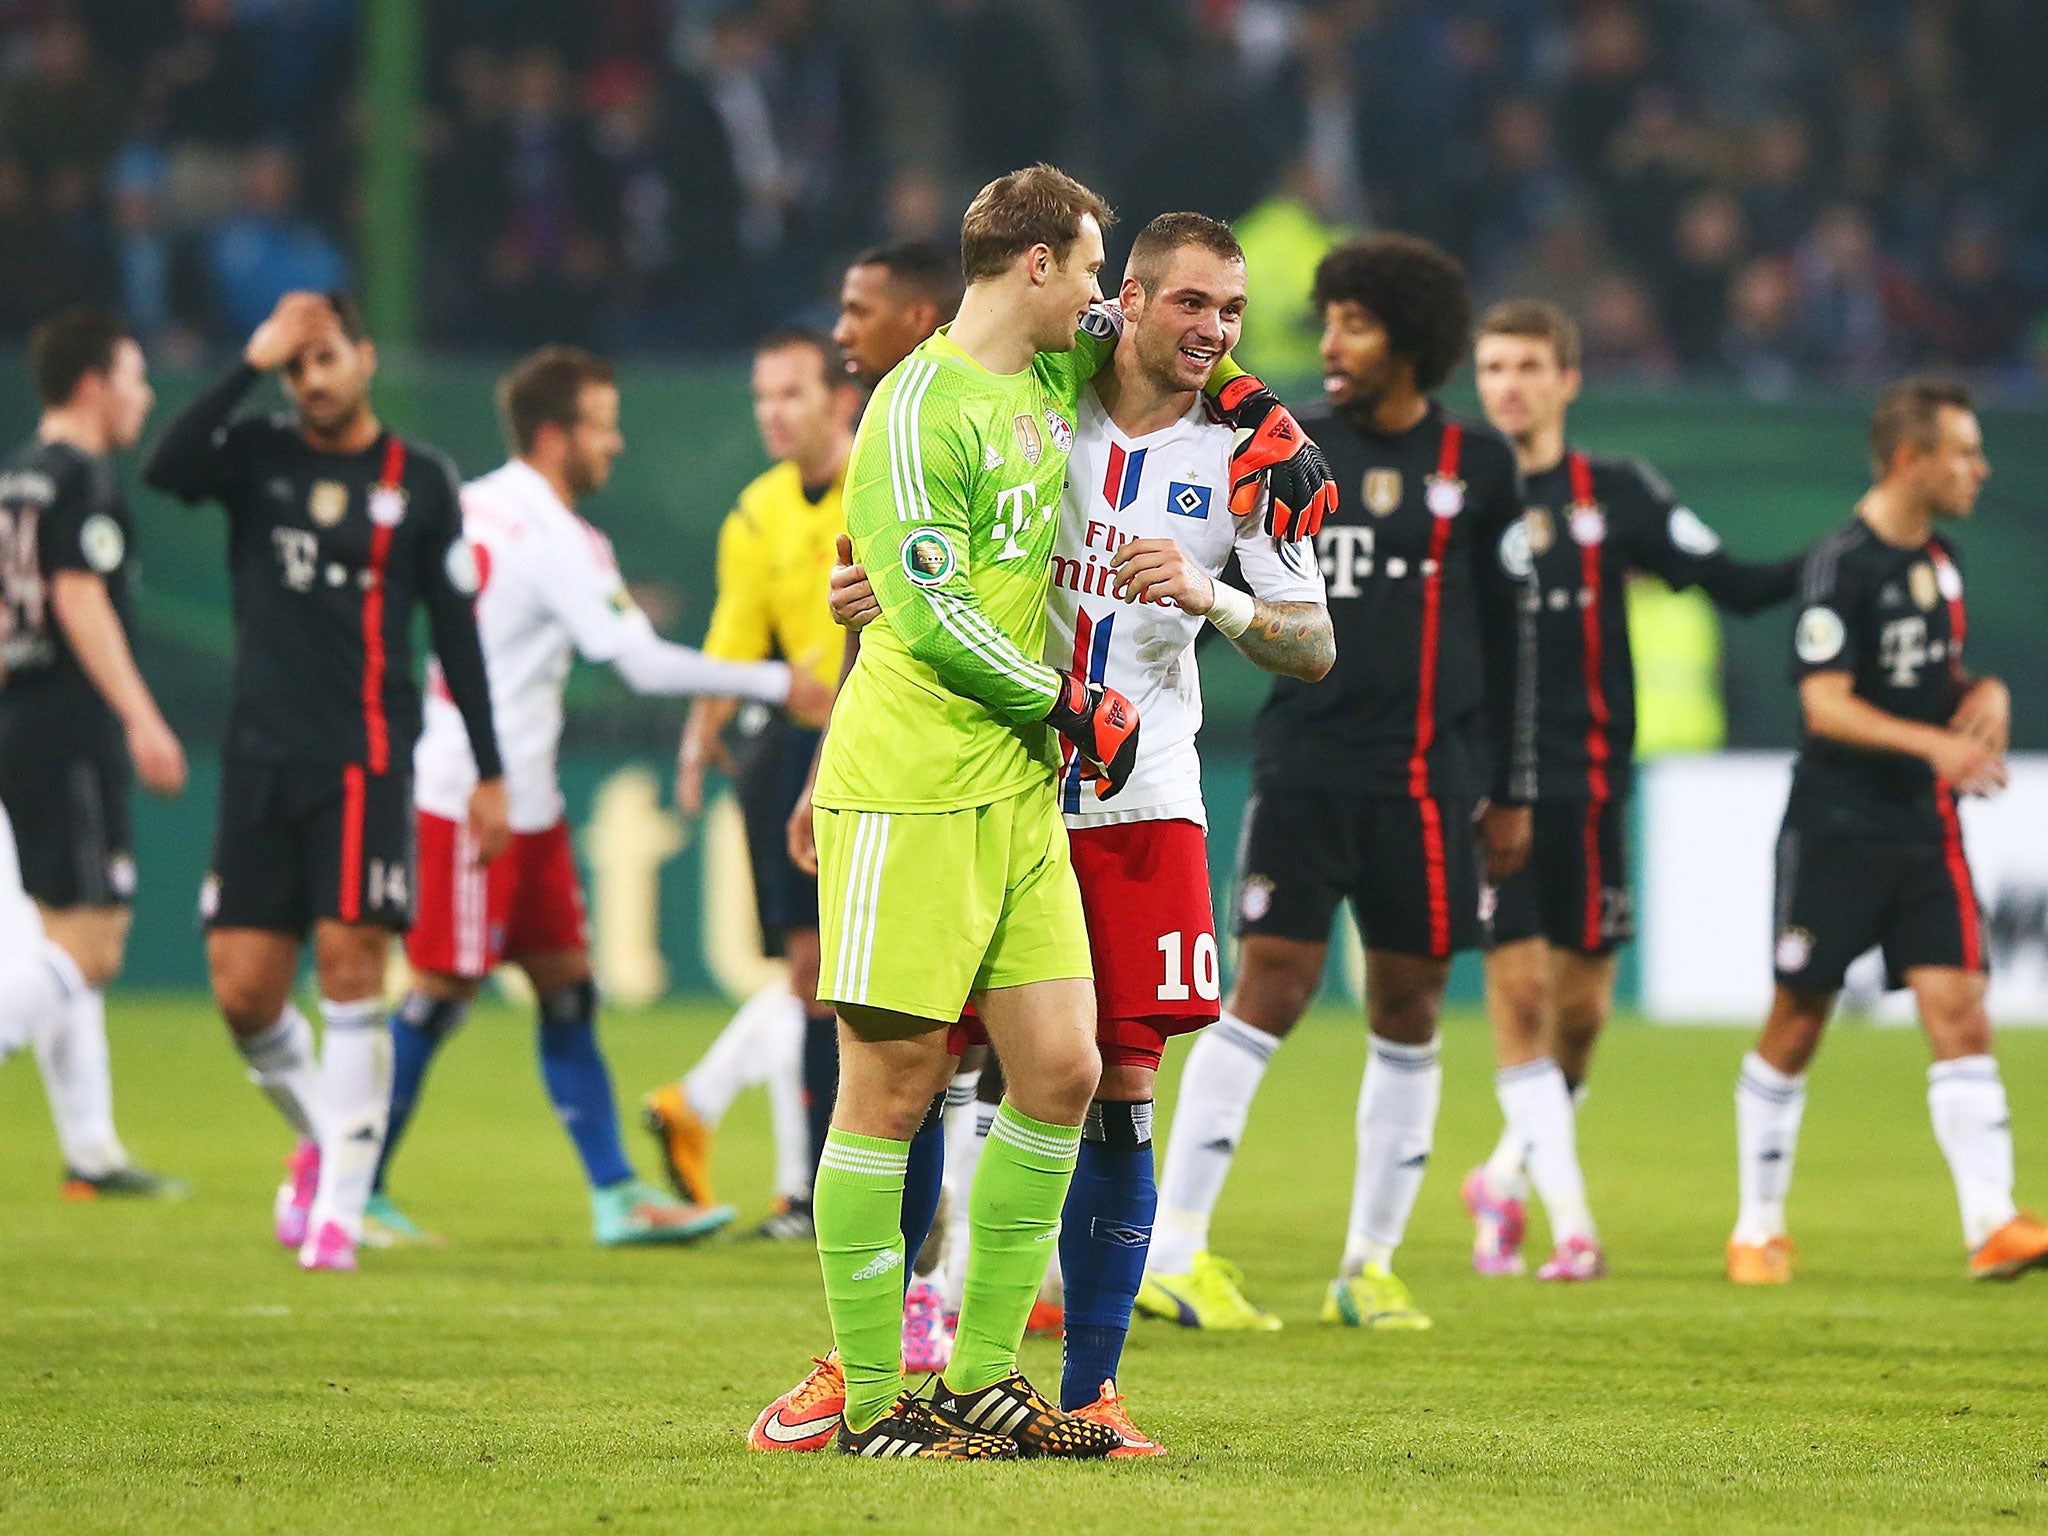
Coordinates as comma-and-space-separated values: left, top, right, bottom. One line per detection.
811, 213, 1334, 1455
1143, 233, 1536, 1333
641, 328, 858, 1237
1462, 301, 1803, 1281
1730, 378, 2048, 1285
368, 347, 826, 1250
0, 309, 185, 1198
143, 290, 510, 1273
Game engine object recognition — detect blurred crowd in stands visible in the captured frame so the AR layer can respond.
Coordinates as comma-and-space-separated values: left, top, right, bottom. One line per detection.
1, 0, 2044, 392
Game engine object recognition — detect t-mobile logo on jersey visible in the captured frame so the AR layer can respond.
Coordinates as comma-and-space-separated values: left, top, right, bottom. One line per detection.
990, 482, 1044, 561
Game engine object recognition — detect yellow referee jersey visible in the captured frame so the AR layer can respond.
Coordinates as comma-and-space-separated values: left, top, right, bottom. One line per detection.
701, 459, 844, 690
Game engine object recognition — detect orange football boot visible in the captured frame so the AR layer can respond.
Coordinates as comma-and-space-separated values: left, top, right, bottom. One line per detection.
749, 1353, 845, 1452
1969, 1212, 2048, 1280
1072, 1380, 1165, 1458
1025, 1297, 1064, 1337
641, 1084, 715, 1207
1726, 1234, 1796, 1285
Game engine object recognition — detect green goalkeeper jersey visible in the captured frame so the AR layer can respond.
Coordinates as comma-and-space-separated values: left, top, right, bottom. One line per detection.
814, 324, 1114, 813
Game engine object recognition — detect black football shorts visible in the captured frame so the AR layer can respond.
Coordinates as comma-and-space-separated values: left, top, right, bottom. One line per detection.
1488, 796, 1633, 957
0, 721, 133, 908
1770, 824, 1984, 993
204, 757, 415, 933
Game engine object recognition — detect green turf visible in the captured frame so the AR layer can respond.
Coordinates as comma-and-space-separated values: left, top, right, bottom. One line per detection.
3, 997, 2045, 1534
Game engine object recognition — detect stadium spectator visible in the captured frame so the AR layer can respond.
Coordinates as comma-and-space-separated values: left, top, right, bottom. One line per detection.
202, 145, 349, 341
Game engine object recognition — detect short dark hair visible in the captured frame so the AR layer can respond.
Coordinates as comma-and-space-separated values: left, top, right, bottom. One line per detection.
1870, 376, 1973, 478
959, 163, 1115, 283
28, 308, 129, 407
754, 327, 842, 384
1311, 234, 1472, 393
323, 290, 368, 343
849, 240, 963, 319
1127, 212, 1244, 295
497, 345, 616, 455
1478, 298, 1582, 373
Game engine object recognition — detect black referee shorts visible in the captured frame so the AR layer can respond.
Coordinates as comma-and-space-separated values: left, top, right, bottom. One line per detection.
1771, 823, 1985, 993
735, 720, 821, 957
0, 724, 133, 908
1232, 782, 1483, 961
204, 758, 415, 934
1488, 797, 1633, 958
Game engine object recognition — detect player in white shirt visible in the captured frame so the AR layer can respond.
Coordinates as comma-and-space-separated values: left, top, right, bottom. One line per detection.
373, 346, 829, 1249
795, 215, 1332, 1457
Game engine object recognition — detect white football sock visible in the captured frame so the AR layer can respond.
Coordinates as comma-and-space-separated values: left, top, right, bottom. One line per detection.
940, 1096, 997, 1311
684, 982, 799, 1126
762, 995, 809, 1201
306, 998, 392, 1244
1733, 1052, 1805, 1244
1482, 1112, 1530, 1202
1151, 1012, 1278, 1275
1341, 1035, 1442, 1275
237, 1003, 321, 1139
3, 940, 82, 1093
33, 984, 127, 1178
1928, 1055, 2017, 1250
1496, 1059, 1593, 1244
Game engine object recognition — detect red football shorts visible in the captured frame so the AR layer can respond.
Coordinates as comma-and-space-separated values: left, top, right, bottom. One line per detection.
946, 817, 1220, 1071
406, 813, 588, 979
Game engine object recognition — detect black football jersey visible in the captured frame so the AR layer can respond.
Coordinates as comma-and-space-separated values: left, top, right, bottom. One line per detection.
1253, 401, 1535, 804
1784, 516, 1969, 840
144, 364, 501, 778
1512, 450, 1801, 801
0, 438, 134, 743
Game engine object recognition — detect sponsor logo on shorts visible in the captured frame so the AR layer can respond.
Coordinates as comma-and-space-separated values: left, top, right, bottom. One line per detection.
1775, 927, 1813, 974
900, 529, 957, 588
850, 1249, 904, 1283
1238, 874, 1274, 923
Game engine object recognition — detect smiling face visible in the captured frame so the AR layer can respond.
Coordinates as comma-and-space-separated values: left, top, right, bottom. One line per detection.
1318, 299, 1410, 415
1026, 212, 1106, 354
1474, 330, 1578, 446
1122, 243, 1246, 395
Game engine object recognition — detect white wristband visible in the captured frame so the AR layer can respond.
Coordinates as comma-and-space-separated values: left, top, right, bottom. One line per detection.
1205, 579, 1255, 640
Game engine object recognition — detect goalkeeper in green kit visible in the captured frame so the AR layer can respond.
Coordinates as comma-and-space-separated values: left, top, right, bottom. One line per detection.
805, 165, 1335, 1460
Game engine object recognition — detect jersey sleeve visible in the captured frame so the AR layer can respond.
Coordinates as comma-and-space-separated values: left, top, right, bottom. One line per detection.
415, 452, 503, 780
538, 513, 649, 666
1620, 459, 1800, 615
699, 508, 774, 663
1790, 538, 1863, 681
141, 362, 262, 506
849, 385, 1062, 721
1471, 442, 1539, 803
1230, 511, 1325, 605
37, 461, 122, 580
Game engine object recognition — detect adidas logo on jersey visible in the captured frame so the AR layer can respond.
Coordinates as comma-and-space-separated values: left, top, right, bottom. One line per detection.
983, 443, 1005, 471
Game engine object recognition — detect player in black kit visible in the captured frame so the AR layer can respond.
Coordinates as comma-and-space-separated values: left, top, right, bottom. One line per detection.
144, 290, 509, 1272
1726, 377, 2048, 1286
0, 309, 186, 1198
1144, 234, 1535, 1333
1460, 300, 1804, 1281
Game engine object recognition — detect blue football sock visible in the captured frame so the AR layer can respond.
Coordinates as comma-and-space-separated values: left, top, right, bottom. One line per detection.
900, 1092, 947, 1281
536, 979, 633, 1190
1059, 1099, 1157, 1410
801, 1010, 839, 1190
375, 991, 471, 1195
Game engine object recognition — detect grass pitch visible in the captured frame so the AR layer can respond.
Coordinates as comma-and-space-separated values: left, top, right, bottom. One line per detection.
3, 996, 2045, 1535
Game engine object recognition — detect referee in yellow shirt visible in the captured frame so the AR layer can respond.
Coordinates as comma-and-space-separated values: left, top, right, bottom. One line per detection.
648, 329, 856, 1238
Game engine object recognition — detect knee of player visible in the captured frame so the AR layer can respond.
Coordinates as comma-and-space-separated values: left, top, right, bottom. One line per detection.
1030, 1041, 1103, 1125
536, 976, 599, 1035
312, 929, 391, 1003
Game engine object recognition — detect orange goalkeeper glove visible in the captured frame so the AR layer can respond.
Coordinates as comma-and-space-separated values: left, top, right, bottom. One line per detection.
1215, 374, 1338, 543
1044, 671, 1140, 800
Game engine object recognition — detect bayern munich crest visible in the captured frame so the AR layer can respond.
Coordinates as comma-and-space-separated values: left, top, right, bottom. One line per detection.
1044, 408, 1074, 453
1425, 475, 1464, 518
369, 485, 409, 528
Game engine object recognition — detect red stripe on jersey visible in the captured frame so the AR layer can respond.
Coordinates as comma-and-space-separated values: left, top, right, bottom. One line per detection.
1929, 542, 1966, 678
339, 764, 366, 923
1935, 783, 1983, 970
1581, 798, 1604, 953
1569, 451, 1612, 804
1417, 794, 1451, 959
1408, 423, 1463, 800
361, 438, 406, 774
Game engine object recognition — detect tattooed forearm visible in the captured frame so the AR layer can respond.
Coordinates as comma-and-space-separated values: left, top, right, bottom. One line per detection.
1230, 598, 1335, 681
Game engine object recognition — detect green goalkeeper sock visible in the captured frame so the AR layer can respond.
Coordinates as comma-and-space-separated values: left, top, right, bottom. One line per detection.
946, 1102, 1081, 1394
813, 1128, 910, 1433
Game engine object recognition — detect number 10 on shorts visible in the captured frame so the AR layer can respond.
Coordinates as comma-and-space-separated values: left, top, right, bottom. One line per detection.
1158, 930, 1220, 1003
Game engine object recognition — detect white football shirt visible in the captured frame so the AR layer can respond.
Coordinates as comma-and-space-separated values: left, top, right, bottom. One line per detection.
1048, 388, 1326, 829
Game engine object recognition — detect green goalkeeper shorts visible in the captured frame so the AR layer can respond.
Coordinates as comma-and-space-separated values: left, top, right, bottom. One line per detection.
816, 784, 1091, 1024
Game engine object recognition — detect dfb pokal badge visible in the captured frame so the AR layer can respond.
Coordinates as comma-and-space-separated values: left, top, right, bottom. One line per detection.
368, 485, 408, 529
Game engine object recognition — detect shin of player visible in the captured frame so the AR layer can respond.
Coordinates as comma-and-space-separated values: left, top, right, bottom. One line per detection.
1731, 378, 2048, 1284
1150, 236, 1537, 1331
146, 291, 512, 1272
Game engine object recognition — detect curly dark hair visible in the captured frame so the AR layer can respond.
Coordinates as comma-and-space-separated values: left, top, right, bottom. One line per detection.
1311, 234, 1472, 393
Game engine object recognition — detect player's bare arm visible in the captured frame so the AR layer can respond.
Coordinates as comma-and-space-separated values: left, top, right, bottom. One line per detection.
1107, 537, 1333, 682
1948, 674, 2010, 754
1799, 670, 2004, 795
47, 570, 185, 796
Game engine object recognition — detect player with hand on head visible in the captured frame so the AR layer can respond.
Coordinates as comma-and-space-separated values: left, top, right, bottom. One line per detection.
1730, 378, 2048, 1285
809, 212, 1332, 1454
144, 291, 509, 1273
1143, 234, 1537, 1334
0, 309, 186, 1199
1461, 301, 1803, 1281
370, 346, 825, 1250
